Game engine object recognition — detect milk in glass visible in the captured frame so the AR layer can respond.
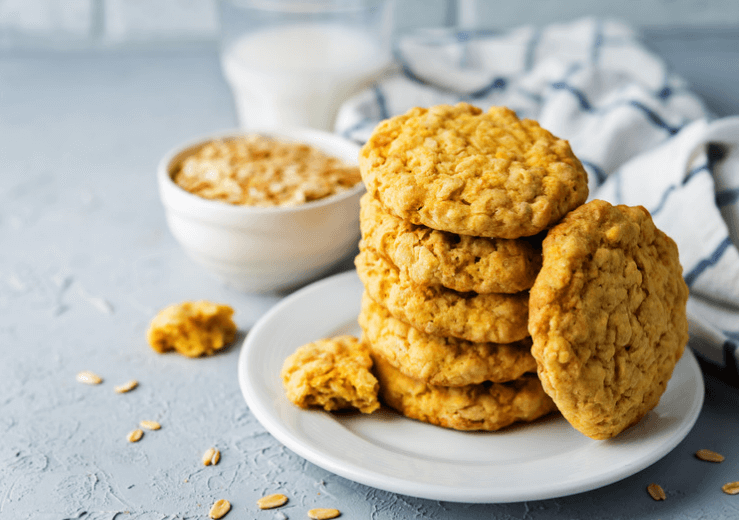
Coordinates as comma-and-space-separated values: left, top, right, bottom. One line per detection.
222, 23, 391, 131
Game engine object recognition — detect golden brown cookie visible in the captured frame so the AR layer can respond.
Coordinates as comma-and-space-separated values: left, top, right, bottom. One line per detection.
147, 300, 237, 357
355, 246, 529, 344
359, 103, 588, 239
528, 200, 689, 440
281, 335, 379, 414
373, 355, 557, 431
359, 193, 542, 294
359, 293, 536, 386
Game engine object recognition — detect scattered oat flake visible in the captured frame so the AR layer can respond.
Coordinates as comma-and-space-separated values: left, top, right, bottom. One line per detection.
114, 380, 138, 393
695, 449, 725, 462
127, 429, 144, 443
203, 447, 221, 466
647, 483, 666, 501
77, 371, 102, 385
308, 508, 340, 519
140, 420, 161, 430
209, 499, 231, 519
257, 493, 288, 510
723, 481, 739, 495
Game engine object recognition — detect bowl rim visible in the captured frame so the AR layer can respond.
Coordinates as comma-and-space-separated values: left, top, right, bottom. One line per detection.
157, 127, 365, 215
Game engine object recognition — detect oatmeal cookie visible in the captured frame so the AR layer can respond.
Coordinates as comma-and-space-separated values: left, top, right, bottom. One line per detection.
147, 300, 237, 357
373, 355, 557, 431
359, 103, 588, 239
360, 193, 542, 294
359, 293, 536, 386
528, 200, 689, 440
355, 247, 529, 344
281, 335, 379, 413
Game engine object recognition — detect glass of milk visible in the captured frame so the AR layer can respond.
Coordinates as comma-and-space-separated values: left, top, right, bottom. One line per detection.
220, 0, 394, 132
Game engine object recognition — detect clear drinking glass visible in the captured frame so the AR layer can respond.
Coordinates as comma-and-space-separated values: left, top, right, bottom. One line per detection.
220, 0, 394, 131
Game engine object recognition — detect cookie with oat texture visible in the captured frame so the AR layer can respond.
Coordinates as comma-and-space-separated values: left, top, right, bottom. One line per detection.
359, 103, 588, 239
355, 246, 530, 344
358, 293, 536, 387
528, 199, 689, 440
372, 354, 557, 431
359, 193, 542, 294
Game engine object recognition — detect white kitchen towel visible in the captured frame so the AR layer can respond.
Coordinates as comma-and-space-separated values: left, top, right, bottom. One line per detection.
335, 17, 739, 379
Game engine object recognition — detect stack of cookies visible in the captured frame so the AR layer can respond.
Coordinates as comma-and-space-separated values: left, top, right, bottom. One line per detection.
355, 103, 590, 431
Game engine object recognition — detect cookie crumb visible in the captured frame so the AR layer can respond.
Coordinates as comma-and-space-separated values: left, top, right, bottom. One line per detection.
257, 493, 288, 510
209, 499, 231, 519
147, 301, 237, 358
281, 336, 379, 414
127, 429, 144, 443
647, 483, 666, 501
77, 371, 102, 385
308, 508, 340, 519
695, 449, 724, 462
114, 379, 138, 393
203, 447, 221, 466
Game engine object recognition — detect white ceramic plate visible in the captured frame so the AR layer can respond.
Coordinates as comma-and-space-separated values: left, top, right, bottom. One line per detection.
238, 271, 705, 503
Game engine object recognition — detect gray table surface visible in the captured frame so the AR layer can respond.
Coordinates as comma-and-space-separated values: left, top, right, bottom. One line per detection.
3, 29, 739, 520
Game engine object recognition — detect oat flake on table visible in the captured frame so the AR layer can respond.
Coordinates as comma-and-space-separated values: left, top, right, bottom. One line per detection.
257, 493, 288, 509
203, 447, 221, 466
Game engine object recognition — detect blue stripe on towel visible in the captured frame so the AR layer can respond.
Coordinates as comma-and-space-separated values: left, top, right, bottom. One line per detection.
581, 160, 607, 186
551, 82, 592, 111
469, 78, 507, 99
399, 62, 430, 88
628, 100, 681, 135
613, 168, 624, 204
341, 117, 373, 145
649, 185, 675, 217
658, 86, 672, 100
684, 236, 733, 286
373, 85, 389, 121
683, 163, 709, 185
716, 188, 739, 208
516, 88, 543, 104
548, 84, 684, 138
591, 20, 603, 64
650, 164, 708, 216
524, 29, 541, 71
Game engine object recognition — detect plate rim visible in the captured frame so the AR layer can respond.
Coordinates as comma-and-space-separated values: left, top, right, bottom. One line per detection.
238, 270, 705, 503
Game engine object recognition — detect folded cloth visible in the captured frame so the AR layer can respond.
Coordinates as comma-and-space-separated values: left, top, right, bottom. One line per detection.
335, 17, 739, 381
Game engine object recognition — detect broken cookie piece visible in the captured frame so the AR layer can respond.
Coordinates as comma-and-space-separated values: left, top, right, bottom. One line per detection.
147, 301, 237, 357
281, 335, 380, 414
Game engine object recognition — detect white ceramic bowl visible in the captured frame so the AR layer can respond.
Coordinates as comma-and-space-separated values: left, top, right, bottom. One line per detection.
157, 128, 364, 293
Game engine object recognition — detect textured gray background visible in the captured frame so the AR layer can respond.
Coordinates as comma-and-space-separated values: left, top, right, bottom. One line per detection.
2, 28, 739, 520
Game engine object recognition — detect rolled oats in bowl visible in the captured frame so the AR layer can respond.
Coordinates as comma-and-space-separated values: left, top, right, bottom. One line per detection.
158, 127, 364, 292
172, 135, 361, 207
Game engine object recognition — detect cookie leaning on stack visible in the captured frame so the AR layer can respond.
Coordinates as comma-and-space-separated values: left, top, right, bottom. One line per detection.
356, 103, 589, 431
528, 199, 689, 439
